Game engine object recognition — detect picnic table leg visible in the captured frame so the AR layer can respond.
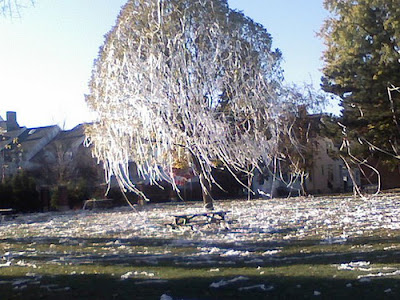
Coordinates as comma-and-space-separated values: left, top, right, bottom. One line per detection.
172, 212, 228, 227
208, 212, 226, 223
175, 216, 187, 225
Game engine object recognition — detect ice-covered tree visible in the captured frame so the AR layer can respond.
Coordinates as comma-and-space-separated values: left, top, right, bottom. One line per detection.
86, 0, 289, 210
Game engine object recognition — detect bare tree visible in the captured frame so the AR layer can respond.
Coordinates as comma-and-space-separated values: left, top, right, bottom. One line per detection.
86, 0, 292, 210
0, 0, 34, 17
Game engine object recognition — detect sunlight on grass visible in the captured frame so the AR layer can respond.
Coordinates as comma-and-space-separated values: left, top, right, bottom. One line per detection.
2, 195, 400, 299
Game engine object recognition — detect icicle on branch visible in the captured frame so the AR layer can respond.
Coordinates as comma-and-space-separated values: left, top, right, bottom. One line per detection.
86, 0, 297, 207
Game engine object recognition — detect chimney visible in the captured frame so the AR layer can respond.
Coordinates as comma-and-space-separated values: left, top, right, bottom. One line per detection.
6, 111, 19, 131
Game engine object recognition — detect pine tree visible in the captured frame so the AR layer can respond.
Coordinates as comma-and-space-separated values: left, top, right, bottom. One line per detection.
321, 0, 400, 164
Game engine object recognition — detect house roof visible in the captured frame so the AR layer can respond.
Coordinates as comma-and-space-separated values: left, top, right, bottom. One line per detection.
19, 125, 60, 151
0, 127, 27, 151
50, 123, 87, 149
0, 113, 91, 174
30, 124, 88, 164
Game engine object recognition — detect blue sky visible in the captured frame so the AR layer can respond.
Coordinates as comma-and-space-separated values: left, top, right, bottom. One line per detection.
0, 0, 336, 129
229, 0, 329, 85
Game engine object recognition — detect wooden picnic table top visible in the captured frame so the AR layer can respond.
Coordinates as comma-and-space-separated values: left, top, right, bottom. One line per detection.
172, 210, 230, 225
82, 199, 113, 210
173, 210, 230, 218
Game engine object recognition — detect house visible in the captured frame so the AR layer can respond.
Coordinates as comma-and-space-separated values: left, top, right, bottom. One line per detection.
305, 136, 360, 194
30, 123, 104, 209
0, 111, 104, 209
0, 112, 99, 178
0, 110, 365, 207
19, 126, 62, 170
0, 111, 62, 178
0, 112, 28, 180
253, 112, 361, 197
253, 171, 302, 198
30, 123, 91, 182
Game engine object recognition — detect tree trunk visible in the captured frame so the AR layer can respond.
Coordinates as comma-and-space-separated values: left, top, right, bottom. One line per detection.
300, 171, 308, 196
190, 152, 214, 211
199, 173, 214, 210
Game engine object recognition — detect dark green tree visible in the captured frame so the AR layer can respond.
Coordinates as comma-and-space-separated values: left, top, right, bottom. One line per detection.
0, 177, 13, 208
12, 171, 40, 212
320, 0, 400, 164
1, 171, 40, 212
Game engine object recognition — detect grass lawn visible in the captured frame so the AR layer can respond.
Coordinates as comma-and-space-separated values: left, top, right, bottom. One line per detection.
1, 194, 400, 299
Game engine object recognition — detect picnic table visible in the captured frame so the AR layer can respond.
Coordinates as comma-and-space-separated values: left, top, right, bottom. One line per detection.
0, 208, 15, 223
172, 210, 230, 226
82, 199, 113, 210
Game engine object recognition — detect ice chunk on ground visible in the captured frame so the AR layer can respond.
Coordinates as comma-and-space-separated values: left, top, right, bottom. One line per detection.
238, 284, 273, 291
160, 294, 173, 300
0, 261, 11, 267
210, 276, 249, 288
338, 261, 370, 270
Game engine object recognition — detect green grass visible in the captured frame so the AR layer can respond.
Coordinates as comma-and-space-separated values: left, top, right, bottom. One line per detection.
1, 200, 400, 299
1, 236, 400, 299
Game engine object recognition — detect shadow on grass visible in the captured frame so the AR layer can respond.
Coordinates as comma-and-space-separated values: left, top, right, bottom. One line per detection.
2, 235, 400, 268
1, 235, 400, 299
0, 272, 400, 300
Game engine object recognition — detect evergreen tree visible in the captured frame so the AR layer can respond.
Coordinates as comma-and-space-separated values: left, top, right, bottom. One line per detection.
0, 177, 13, 208
320, 0, 400, 163
11, 171, 39, 212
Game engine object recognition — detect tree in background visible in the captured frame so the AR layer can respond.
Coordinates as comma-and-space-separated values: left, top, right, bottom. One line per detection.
0, 0, 33, 17
0, 171, 40, 212
12, 170, 39, 212
33, 131, 104, 209
320, 0, 400, 166
0, 136, 23, 182
86, 0, 293, 210
277, 84, 331, 195
0, 176, 13, 208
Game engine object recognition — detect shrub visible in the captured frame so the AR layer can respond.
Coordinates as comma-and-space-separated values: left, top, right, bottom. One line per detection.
0, 171, 40, 212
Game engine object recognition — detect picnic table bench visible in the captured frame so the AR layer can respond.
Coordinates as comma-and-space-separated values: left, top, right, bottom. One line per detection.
82, 199, 113, 210
0, 208, 16, 223
172, 210, 230, 226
